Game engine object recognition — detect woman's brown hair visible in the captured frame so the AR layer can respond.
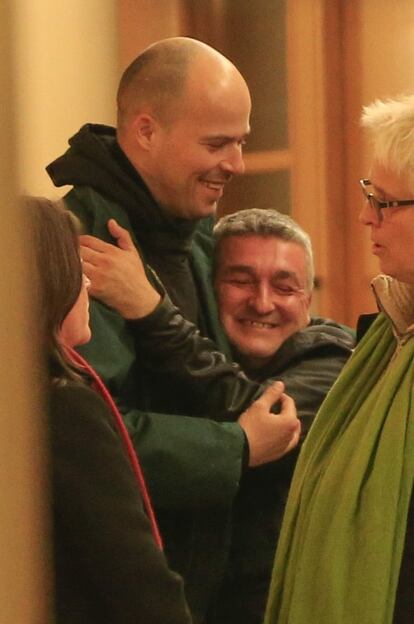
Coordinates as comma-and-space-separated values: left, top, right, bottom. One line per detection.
24, 197, 83, 381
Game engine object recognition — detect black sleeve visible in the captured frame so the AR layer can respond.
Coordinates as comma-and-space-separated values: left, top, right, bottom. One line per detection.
50, 383, 192, 624
258, 342, 353, 479
130, 301, 353, 473
129, 297, 352, 432
128, 295, 262, 421
278, 345, 352, 439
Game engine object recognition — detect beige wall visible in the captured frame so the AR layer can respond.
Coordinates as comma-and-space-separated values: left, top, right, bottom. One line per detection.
0, 3, 51, 622
0, 2, 124, 618
11, 0, 118, 197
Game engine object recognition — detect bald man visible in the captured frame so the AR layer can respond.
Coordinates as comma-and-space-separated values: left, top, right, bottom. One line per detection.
47, 38, 299, 622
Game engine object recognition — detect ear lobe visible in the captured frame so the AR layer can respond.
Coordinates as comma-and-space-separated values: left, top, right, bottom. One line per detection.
132, 113, 157, 150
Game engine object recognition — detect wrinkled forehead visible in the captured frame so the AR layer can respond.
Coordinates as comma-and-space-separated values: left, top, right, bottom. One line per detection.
216, 234, 308, 278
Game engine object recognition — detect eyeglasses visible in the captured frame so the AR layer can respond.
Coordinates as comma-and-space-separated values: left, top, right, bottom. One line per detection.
359, 179, 414, 221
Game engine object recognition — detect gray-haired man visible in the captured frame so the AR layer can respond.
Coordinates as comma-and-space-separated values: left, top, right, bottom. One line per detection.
209, 208, 355, 624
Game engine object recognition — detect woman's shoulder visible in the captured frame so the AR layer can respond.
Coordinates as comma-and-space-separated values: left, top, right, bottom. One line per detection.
51, 379, 98, 403
49, 380, 111, 425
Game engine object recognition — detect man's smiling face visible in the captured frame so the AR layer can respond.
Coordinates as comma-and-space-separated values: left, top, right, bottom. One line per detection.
142, 57, 251, 219
215, 234, 312, 369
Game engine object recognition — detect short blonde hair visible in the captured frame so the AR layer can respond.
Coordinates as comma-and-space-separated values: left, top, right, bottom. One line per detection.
361, 94, 414, 193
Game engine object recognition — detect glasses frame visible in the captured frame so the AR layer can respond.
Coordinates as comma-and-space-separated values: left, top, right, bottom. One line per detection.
359, 178, 414, 221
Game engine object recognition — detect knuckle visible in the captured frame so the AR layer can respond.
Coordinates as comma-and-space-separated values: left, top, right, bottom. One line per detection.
253, 397, 265, 409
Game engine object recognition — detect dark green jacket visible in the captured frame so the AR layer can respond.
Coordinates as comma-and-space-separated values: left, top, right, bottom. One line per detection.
47, 124, 260, 622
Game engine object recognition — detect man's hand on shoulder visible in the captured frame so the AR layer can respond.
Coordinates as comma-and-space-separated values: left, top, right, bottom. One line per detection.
238, 381, 301, 467
80, 219, 161, 319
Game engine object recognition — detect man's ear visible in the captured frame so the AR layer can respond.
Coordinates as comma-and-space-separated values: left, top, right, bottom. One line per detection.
131, 113, 157, 150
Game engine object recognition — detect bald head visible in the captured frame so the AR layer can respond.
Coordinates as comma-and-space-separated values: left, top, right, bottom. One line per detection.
116, 37, 251, 220
117, 37, 248, 131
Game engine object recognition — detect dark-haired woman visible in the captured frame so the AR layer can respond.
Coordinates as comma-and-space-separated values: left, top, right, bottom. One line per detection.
27, 197, 191, 624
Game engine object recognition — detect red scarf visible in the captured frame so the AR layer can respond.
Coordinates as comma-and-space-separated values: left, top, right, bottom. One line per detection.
66, 347, 163, 549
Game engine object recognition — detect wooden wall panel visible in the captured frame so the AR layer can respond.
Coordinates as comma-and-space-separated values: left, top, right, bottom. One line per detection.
117, 0, 183, 69
289, 0, 414, 326
287, 0, 347, 321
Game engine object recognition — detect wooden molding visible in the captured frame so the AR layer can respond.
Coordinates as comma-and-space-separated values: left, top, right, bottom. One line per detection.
287, 0, 348, 322
243, 149, 291, 174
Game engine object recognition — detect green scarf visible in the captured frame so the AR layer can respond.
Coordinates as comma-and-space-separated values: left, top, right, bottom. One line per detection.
265, 312, 414, 624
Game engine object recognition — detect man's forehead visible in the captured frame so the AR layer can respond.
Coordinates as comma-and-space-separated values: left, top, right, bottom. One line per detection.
218, 235, 307, 273
172, 108, 250, 137
220, 234, 301, 255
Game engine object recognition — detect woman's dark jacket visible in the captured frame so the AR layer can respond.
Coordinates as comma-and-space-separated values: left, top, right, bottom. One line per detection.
50, 381, 191, 624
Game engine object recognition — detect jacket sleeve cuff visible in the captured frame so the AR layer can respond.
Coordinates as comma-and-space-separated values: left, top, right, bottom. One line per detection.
127, 293, 177, 334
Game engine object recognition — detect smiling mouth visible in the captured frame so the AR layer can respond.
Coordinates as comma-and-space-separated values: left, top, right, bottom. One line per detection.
202, 180, 226, 191
241, 319, 279, 329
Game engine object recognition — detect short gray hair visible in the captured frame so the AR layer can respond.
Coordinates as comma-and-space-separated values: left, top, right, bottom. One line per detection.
213, 208, 314, 290
361, 94, 414, 193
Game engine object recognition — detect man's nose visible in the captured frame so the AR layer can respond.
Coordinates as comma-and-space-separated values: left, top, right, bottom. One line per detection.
248, 284, 275, 314
220, 144, 245, 176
